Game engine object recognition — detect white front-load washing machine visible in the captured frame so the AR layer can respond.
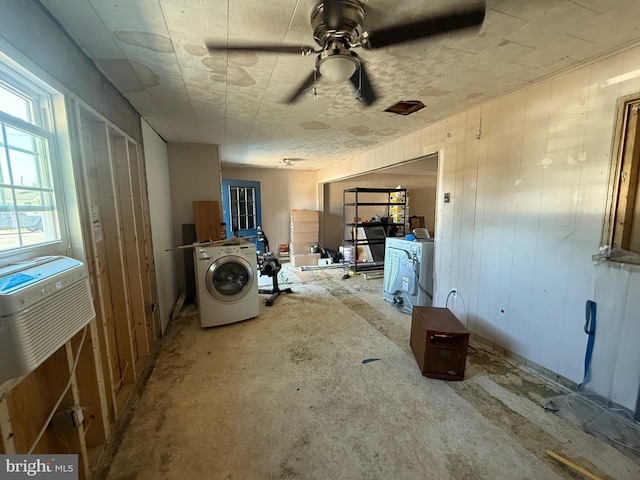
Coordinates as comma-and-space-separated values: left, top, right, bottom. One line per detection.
194, 240, 259, 327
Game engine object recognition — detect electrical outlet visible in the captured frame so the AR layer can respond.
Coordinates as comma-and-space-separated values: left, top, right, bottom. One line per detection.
70, 406, 84, 427
451, 288, 457, 297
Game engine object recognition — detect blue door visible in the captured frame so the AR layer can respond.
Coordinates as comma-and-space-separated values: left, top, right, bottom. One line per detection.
221, 179, 264, 252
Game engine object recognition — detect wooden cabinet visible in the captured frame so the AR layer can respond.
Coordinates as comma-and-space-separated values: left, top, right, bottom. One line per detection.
410, 307, 470, 381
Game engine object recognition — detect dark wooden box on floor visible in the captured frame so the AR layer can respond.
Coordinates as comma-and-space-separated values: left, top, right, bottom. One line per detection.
410, 306, 470, 381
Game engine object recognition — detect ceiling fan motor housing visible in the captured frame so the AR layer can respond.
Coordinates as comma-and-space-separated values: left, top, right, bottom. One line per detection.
311, 0, 365, 48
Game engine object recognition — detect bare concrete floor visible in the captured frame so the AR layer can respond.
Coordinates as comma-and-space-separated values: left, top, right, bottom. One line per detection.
101, 264, 640, 479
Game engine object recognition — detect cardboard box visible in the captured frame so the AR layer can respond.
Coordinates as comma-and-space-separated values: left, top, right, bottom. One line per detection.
290, 221, 319, 233
291, 210, 319, 222
290, 231, 318, 244
278, 244, 289, 256
290, 253, 320, 267
289, 242, 317, 254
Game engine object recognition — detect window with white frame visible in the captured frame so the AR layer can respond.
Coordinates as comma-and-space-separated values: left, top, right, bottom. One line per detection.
230, 186, 256, 232
0, 70, 62, 253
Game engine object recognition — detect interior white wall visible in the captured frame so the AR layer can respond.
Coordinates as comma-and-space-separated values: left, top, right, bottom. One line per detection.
318, 44, 640, 408
168, 143, 222, 292
221, 167, 318, 251
142, 121, 177, 334
589, 261, 640, 410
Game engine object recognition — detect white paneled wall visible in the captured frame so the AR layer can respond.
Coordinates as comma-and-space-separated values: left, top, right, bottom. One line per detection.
142, 121, 177, 334
589, 262, 640, 410
318, 44, 640, 405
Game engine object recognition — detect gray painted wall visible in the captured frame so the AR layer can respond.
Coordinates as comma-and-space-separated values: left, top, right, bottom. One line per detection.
168, 143, 222, 293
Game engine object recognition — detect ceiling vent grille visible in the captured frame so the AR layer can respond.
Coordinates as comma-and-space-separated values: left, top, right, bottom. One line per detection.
384, 100, 425, 116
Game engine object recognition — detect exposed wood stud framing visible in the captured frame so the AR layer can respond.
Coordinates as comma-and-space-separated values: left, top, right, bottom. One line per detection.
75, 105, 119, 422
0, 395, 15, 454
129, 142, 161, 340
1, 98, 160, 478
111, 132, 150, 362
87, 120, 138, 387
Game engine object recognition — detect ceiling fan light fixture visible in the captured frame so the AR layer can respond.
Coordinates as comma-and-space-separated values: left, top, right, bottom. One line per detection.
384, 100, 426, 116
318, 51, 359, 83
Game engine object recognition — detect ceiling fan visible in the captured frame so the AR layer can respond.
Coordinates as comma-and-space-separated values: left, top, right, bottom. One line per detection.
205, 0, 486, 106
280, 158, 306, 166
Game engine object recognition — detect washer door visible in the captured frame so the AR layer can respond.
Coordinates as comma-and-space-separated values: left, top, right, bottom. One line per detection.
205, 255, 255, 303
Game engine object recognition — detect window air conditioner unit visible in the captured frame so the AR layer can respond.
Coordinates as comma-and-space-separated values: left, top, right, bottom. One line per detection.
0, 256, 95, 386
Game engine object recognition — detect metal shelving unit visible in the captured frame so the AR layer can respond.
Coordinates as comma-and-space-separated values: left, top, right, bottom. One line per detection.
342, 187, 407, 272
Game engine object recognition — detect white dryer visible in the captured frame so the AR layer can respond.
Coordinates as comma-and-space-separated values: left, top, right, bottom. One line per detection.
383, 237, 434, 314
194, 241, 259, 327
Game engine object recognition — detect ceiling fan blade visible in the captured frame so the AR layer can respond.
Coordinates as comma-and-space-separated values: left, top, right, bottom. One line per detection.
362, 3, 486, 50
349, 64, 377, 106
358, 3, 385, 30
206, 41, 318, 56
285, 71, 319, 104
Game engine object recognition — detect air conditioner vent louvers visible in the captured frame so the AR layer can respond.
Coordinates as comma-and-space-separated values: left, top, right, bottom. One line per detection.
15, 280, 94, 369
0, 256, 95, 386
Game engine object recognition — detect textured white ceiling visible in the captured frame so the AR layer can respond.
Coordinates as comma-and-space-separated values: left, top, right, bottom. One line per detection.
39, 0, 640, 170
